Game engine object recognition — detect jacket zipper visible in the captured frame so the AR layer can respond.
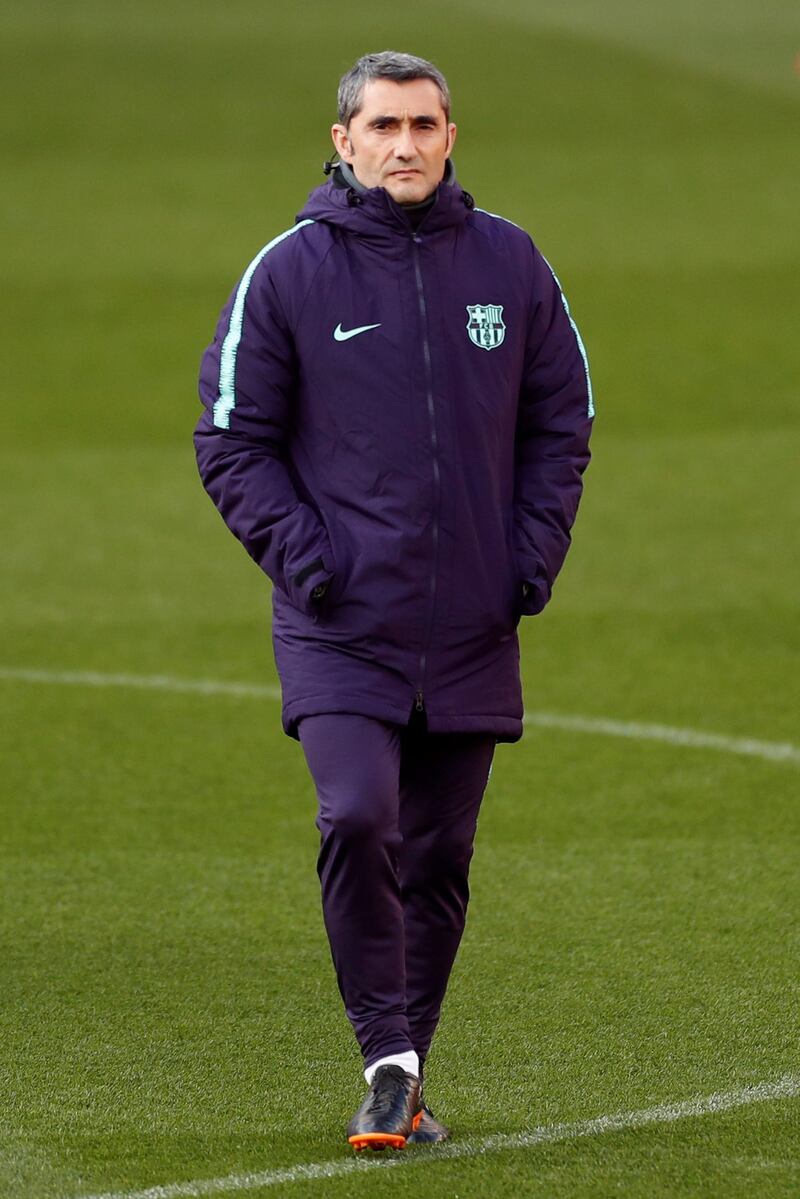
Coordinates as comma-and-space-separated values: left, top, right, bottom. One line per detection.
412, 234, 440, 714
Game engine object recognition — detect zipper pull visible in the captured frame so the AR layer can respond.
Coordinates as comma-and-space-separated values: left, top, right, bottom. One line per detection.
415, 690, 425, 713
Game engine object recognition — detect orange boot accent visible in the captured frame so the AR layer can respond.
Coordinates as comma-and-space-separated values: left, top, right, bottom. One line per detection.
348, 1132, 407, 1151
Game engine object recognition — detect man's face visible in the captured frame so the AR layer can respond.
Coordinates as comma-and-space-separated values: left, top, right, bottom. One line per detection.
331, 78, 457, 206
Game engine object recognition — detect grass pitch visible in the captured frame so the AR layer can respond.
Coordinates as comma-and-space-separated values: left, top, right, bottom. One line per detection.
2, 1, 799, 1196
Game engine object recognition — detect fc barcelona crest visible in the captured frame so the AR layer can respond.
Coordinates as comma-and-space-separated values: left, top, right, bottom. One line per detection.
466, 303, 506, 351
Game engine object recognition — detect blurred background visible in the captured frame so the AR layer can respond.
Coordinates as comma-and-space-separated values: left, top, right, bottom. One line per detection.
2, 2, 798, 1196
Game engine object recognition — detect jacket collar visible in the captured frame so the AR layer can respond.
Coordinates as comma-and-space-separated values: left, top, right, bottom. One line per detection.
298, 161, 474, 241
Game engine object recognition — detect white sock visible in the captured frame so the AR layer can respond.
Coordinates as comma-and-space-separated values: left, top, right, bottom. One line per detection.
364, 1050, 419, 1084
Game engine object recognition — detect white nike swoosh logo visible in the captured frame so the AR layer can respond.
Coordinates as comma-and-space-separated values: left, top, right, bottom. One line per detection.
333, 322, 382, 342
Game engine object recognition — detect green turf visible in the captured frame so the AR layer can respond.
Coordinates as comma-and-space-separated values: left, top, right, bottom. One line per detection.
2, 1, 799, 1195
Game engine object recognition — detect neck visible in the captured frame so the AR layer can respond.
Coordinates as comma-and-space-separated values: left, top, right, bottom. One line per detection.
402, 193, 435, 230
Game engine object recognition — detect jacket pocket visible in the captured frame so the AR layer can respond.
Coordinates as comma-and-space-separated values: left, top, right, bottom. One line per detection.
310, 515, 351, 623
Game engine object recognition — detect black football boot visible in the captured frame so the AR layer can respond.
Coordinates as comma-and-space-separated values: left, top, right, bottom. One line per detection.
347, 1064, 421, 1151
406, 1100, 450, 1144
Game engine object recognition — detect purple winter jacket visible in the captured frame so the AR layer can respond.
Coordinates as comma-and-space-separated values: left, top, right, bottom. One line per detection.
195, 173, 593, 742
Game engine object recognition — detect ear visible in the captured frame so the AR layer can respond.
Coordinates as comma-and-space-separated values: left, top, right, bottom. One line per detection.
331, 124, 353, 162
445, 122, 457, 157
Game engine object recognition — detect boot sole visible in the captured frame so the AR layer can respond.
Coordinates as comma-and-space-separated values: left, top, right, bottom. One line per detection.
348, 1132, 407, 1151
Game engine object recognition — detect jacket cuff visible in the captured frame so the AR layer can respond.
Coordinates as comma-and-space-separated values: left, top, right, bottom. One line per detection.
518, 560, 551, 616
289, 555, 335, 616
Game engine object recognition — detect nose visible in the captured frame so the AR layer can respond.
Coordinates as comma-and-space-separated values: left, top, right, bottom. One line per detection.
393, 126, 418, 160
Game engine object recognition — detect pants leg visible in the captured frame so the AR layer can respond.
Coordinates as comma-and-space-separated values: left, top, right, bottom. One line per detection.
298, 711, 495, 1072
397, 724, 496, 1071
298, 713, 414, 1067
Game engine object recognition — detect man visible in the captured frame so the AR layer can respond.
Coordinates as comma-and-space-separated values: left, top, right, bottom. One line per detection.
195, 50, 593, 1151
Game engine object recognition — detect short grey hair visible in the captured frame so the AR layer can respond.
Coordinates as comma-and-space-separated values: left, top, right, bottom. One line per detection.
337, 51, 451, 126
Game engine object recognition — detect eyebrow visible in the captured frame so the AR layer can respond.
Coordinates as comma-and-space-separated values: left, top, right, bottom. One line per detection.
365, 113, 442, 128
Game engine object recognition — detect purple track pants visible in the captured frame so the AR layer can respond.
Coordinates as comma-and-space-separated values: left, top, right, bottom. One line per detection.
298, 710, 496, 1072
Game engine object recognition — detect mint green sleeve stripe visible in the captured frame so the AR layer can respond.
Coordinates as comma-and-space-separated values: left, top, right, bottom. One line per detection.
212, 219, 315, 430
541, 254, 595, 420
475, 209, 594, 420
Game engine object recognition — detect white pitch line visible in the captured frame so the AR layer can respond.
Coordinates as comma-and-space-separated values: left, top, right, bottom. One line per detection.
0, 666, 282, 702
523, 711, 800, 766
73, 1074, 800, 1199
1, 666, 798, 766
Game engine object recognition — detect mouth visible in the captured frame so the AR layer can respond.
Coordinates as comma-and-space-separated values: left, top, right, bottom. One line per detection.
389, 169, 421, 177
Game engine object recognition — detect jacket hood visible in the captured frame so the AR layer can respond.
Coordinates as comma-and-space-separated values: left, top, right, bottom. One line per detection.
297, 162, 474, 241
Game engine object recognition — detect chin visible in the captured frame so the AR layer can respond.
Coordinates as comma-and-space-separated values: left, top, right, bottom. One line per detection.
385, 180, 431, 206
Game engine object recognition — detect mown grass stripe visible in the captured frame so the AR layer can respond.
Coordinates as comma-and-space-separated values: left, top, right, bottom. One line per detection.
1, 667, 798, 766
73, 1074, 800, 1199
